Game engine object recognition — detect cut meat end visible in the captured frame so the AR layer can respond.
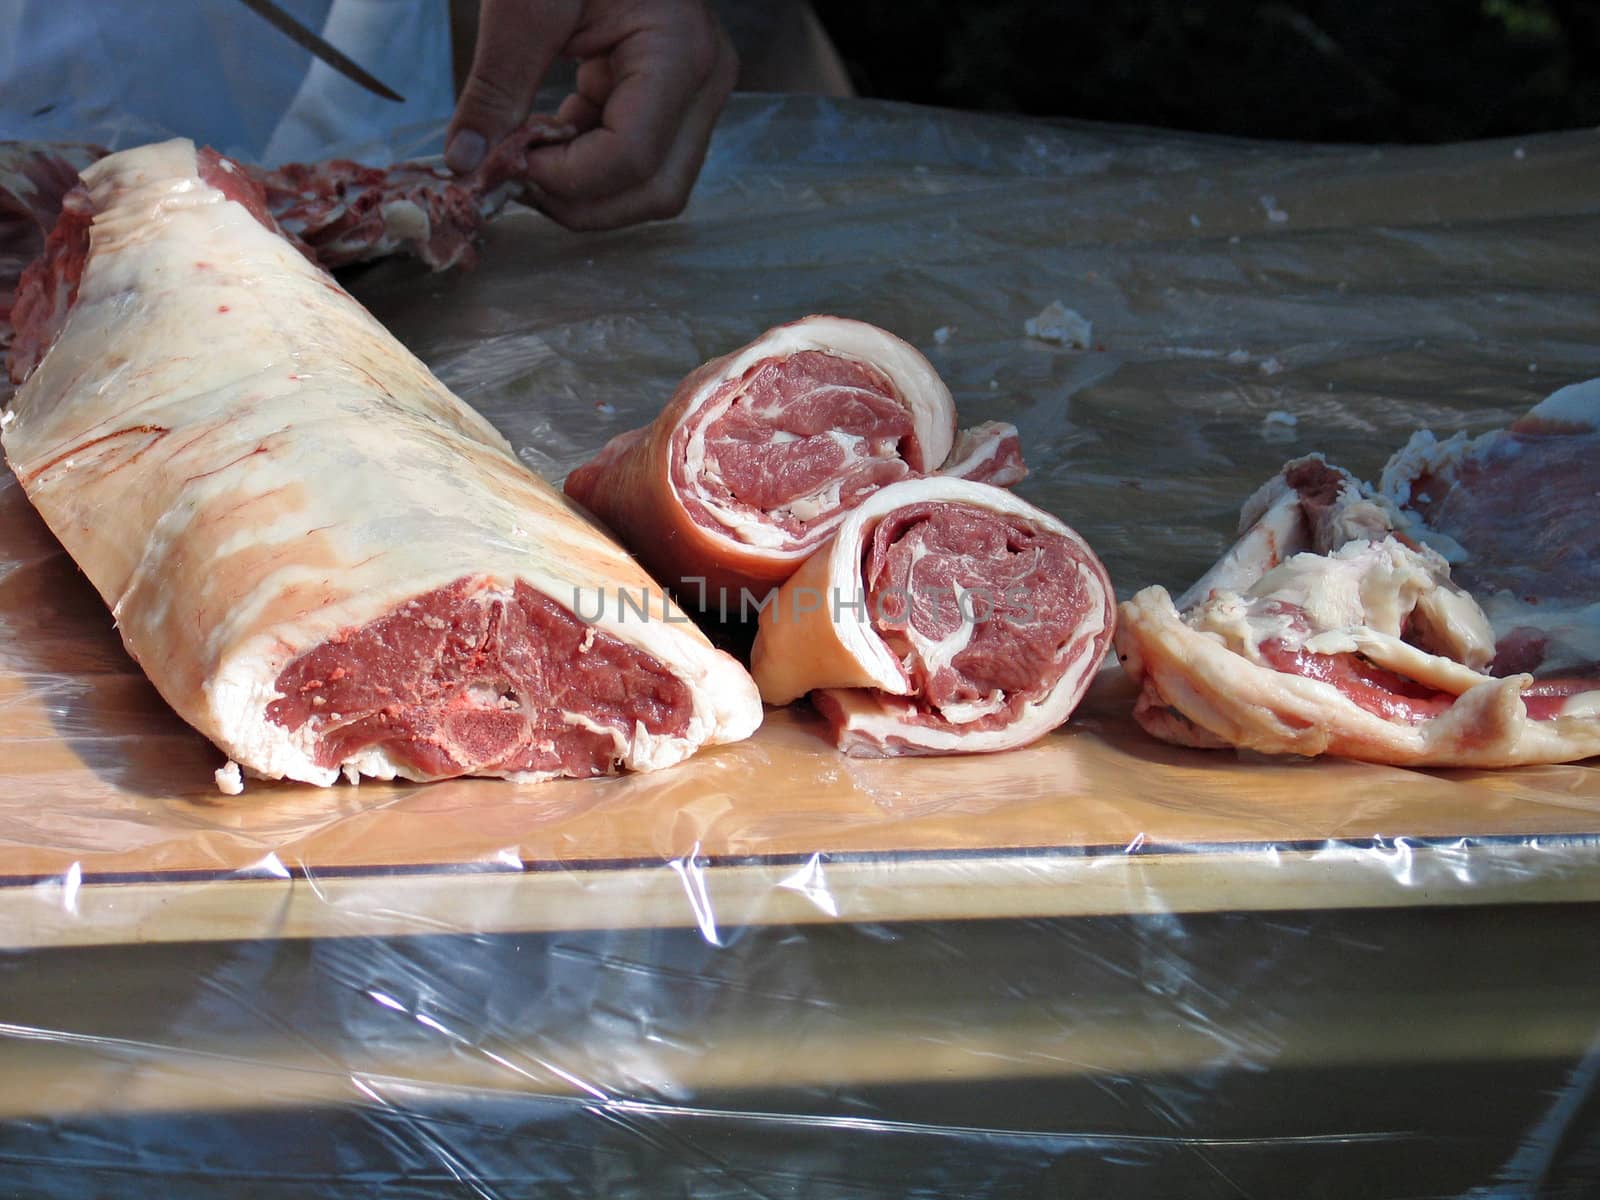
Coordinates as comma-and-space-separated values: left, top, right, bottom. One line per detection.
863, 501, 1095, 728
267, 577, 694, 780
939, 421, 1028, 486
678, 350, 918, 544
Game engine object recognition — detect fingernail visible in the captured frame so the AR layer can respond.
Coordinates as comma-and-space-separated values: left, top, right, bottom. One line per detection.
445, 130, 487, 173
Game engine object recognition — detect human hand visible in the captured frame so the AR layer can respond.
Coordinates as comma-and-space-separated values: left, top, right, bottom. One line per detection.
446, 0, 737, 231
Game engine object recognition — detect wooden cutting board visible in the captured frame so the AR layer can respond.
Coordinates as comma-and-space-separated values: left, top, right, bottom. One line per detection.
4, 474, 1598, 950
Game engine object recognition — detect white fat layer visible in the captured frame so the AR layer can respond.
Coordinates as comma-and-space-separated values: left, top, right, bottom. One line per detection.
1379, 429, 1472, 511
940, 437, 999, 478
1524, 377, 1600, 430
908, 611, 979, 678
899, 542, 976, 683
823, 621, 1106, 755
1561, 692, 1600, 719
1377, 429, 1476, 563
1070, 562, 1110, 647
1178, 481, 1304, 610
1249, 539, 1445, 639
1323, 628, 1493, 695
560, 710, 631, 760
1411, 580, 1496, 670
931, 692, 1008, 725
213, 760, 244, 795
379, 198, 429, 242
1188, 537, 1496, 680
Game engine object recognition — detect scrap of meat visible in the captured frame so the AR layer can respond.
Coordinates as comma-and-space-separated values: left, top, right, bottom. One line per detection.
0, 117, 574, 382
1, 139, 761, 789
0, 143, 107, 355
564, 316, 1028, 603
252, 114, 573, 270
1116, 393, 1600, 767
750, 478, 1115, 756
1380, 378, 1600, 676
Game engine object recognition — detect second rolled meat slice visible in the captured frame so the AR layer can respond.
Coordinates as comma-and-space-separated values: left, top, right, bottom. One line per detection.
563, 316, 1024, 604
751, 478, 1116, 756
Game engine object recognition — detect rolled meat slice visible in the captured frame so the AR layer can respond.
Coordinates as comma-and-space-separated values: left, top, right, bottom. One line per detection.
750, 478, 1116, 755
563, 316, 1027, 604
1, 139, 761, 789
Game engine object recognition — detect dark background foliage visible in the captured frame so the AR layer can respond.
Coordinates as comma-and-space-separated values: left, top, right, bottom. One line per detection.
810, 0, 1600, 142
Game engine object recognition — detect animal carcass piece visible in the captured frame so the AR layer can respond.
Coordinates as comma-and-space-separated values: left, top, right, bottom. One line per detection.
1116, 388, 1600, 767
563, 316, 1027, 605
1, 140, 761, 790
750, 478, 1115, 755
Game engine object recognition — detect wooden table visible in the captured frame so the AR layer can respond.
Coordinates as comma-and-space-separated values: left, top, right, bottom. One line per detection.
5, 461, 1599, 951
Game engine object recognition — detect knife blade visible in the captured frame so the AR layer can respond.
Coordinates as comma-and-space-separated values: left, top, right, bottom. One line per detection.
236, 0, 406, 103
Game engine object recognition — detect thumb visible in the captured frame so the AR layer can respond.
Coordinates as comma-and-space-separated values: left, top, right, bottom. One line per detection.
447, 0, 582, 173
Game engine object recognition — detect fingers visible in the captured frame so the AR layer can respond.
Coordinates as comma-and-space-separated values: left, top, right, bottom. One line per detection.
521, 3, 738, 230
447, 0, 583, 174
551, 56, 611, 134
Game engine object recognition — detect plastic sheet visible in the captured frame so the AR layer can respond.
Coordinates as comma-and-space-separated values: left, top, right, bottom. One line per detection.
3, 96, 1599, 1194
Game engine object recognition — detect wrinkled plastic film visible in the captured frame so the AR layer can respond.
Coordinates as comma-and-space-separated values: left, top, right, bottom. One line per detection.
2, 97, 1599, 1193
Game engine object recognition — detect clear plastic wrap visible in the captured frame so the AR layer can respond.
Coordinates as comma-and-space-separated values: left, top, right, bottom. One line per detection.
2, 96, 1598, 1194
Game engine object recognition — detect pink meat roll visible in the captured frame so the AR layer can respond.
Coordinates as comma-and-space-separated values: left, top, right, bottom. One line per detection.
751, 478, 1116, 755
565, 315, 1026, 604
